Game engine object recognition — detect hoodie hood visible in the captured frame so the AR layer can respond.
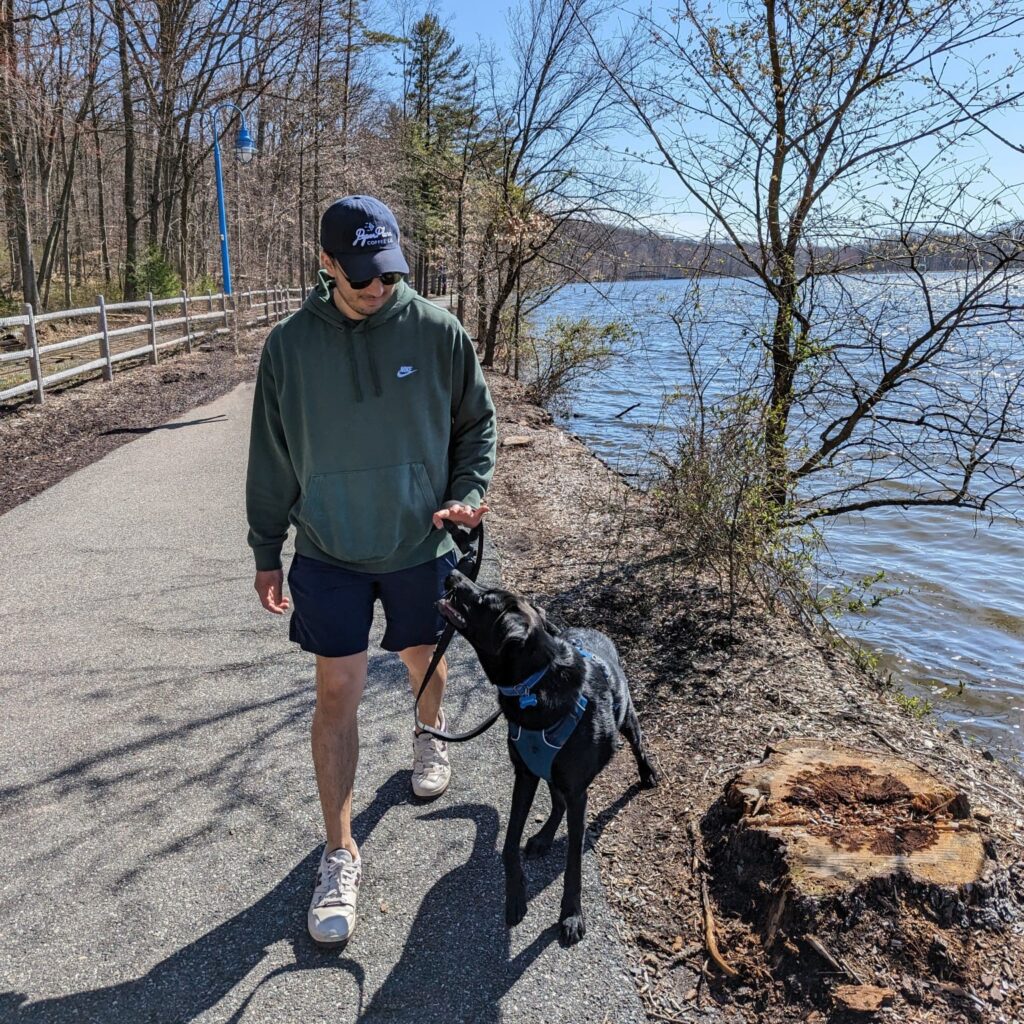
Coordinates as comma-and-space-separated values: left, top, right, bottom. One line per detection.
302, 272, 416, 401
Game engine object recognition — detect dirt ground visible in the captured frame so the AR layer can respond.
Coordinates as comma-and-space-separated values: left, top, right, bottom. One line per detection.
3, 343, 1023, 1023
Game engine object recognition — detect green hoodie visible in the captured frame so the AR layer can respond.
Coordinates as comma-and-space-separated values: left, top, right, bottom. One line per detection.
246, 278, 496, 573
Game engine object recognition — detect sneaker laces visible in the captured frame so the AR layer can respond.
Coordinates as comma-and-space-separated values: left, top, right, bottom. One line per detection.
414, 730, 449, 775
317, 852, 360, 909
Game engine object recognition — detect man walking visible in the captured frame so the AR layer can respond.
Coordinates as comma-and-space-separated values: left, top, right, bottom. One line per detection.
246, 195, 496, 946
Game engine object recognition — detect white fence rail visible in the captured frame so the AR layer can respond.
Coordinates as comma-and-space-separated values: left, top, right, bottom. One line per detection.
0, 286, 304, 404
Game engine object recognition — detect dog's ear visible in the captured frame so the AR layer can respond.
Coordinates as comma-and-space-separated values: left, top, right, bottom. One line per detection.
495, 614, 532, 654
535, 604, 561, 636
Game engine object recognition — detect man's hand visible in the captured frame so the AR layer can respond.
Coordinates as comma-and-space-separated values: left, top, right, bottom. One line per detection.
432, 500, 490, 530
254, 569, 290, 614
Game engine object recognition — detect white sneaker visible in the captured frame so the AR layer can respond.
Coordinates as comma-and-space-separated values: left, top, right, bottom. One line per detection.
412, 709, 451, 799
308, 847, 361, 946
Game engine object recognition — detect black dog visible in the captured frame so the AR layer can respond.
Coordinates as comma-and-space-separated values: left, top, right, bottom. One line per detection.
438, 570, 658, 945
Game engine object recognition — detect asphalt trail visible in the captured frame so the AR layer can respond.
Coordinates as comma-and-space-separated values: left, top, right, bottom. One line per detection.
0, 383, 645, 1024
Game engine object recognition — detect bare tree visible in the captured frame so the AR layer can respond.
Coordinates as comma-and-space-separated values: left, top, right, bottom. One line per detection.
593, 0, 1024, 526
0, 0, 40, 305
474, 0, 635, 366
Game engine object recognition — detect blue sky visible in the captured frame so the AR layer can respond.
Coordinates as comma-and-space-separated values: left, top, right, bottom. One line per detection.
433, 0, 1024, 237
435, 0, 512, 47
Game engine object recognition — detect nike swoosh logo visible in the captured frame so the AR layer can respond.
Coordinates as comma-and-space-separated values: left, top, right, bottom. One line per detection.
396, 367, 417, 378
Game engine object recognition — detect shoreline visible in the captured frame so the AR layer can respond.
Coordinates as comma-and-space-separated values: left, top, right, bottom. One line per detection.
483, 370, 1024, 1023
536, 276, 1024, 772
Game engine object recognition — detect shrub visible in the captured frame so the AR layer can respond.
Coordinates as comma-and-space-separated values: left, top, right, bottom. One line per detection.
651, 391, 820, 615
523, 316, 632, 410
190, 271, 218, 296
133, 248, 181, 299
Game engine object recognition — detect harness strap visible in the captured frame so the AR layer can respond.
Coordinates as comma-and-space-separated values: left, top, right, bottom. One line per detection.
497, 665, 549, 708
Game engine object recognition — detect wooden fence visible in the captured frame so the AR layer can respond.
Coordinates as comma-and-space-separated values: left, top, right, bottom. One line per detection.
0, 286, 304, 405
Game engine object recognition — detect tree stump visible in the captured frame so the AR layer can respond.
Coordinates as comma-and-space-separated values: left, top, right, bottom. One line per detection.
703, 740, 1021, 1017
725, 739, 987, 899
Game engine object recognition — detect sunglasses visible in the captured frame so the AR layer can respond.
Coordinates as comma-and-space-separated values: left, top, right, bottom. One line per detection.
335, 264, 404, 290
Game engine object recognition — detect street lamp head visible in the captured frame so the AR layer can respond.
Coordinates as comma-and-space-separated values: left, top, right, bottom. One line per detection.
234, 125, 257, 164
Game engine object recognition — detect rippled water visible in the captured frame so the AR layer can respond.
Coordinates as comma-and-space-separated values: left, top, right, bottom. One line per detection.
534, 278, 1024, 759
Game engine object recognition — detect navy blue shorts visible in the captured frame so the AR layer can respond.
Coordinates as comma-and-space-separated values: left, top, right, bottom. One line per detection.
287, 550, 459, 658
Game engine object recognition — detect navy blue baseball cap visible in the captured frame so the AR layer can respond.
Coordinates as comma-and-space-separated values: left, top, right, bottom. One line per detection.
320, 195, 410, 280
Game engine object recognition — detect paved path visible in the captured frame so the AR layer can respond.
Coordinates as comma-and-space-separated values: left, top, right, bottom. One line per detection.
0, 384, 645, 1023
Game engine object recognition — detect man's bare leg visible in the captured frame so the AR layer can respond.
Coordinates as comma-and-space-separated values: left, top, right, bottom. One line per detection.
312, 651, 367, 857
402, 645, 451, 798
400, 645, 447, 730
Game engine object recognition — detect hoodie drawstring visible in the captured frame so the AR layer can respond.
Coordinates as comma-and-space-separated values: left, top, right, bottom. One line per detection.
365, 337, 382, 398
304, 276, 404, 403
347, 343, 364, 403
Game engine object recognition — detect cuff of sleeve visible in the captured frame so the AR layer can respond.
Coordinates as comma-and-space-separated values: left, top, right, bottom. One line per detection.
252, 545, 284, 572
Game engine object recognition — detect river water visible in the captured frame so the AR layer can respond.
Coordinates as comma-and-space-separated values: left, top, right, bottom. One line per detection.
534, 277, 1024, 761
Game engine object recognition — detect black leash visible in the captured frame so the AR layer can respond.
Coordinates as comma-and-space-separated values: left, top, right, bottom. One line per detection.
414, 520, 502, 743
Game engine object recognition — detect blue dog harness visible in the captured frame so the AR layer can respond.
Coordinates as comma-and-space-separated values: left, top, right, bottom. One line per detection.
508, 695, 589, 781
500, 645, 596, 781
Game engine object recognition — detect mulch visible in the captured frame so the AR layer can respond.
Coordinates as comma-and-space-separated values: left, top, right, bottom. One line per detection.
4, 346, 1024, 1024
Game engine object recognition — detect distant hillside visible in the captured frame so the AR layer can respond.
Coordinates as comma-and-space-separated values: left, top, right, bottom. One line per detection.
562, 220, 1024, 283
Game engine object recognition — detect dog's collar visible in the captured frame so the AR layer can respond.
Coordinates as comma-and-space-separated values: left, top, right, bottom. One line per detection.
497, 665, 548, 708
497, 644, 594, 709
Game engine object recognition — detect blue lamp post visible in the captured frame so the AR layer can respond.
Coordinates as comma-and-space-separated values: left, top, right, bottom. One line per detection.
207, 103, 257, 295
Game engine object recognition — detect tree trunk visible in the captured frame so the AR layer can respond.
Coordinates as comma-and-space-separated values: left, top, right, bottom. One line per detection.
311, 0, 323, 271
483, 258, 518, 368
37, 79, 94, 306
455, 190, 466, 323
178, 164, 193, 287
91, 102, 111, 285
708, 739, 999, 1007
765, 277, 798, 510
114, 0, 139, 300
298, 140, 306, 277
474, 245, 487, 345
0, 0, 39, 307
61, 198, 72, 307
340, 0, 354, 187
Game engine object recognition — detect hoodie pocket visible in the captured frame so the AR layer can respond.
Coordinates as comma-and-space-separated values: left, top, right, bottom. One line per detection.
301, 463, 437, 565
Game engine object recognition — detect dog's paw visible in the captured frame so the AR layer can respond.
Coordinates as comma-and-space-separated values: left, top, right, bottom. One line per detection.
505, 884, 528, 927
524, 833, 552, 859
559, 912, 586, 946
640, 765, 660, 789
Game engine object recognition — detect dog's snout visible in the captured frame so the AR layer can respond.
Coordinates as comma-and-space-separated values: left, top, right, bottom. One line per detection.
444, 569, 467, 590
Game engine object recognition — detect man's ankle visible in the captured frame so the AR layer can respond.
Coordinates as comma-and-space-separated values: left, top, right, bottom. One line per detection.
326, 840, 359, 859
416, 711, 443, 735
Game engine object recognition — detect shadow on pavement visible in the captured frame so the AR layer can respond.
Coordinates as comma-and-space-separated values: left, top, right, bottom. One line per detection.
360, 781, 646, 1024
0, 772, 407, 1024
100, 415, 228, 436
0, 684, 305, 811
360, 801, 559, 1024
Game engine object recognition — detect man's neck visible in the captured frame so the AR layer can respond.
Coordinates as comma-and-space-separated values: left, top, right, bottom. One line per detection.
332, 289, 365, 321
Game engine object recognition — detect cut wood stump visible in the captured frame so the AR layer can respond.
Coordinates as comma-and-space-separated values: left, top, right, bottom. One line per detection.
702, 739, 1019, 1014
725, 739, 986, 898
